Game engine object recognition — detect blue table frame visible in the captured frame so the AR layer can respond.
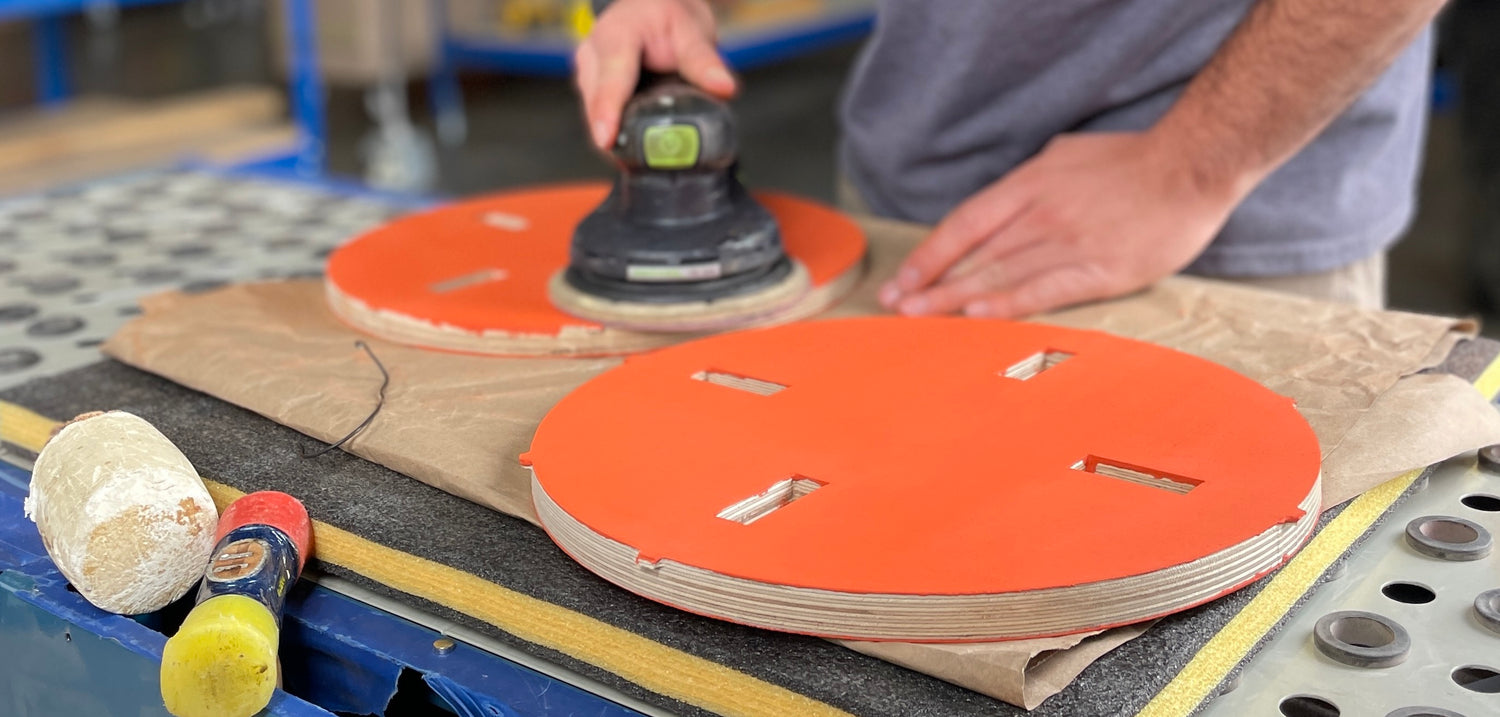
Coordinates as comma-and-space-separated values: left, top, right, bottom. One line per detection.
0, 457, 651, 716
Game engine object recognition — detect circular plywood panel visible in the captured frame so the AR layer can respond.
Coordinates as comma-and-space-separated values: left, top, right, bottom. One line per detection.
324, 183, 867, 357
523, 317, 1323, 642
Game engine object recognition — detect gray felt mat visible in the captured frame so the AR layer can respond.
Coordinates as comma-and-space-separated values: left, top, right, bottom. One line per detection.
7, 352, 1471, 717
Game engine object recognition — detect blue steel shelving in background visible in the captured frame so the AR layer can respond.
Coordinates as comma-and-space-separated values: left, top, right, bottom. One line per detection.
426, 0, 876, 144
1, 0, 875, 180
0, 0, 186, 107
0, 0, 329, 178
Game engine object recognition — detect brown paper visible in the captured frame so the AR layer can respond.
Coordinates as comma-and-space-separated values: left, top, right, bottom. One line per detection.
838, 622, 1155, 710
122, 287, 619, 523
1321, 372, 1500, 497
101, 216, 1500, 710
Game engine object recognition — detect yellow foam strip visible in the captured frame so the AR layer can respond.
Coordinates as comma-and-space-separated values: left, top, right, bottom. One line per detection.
0, 401, 59, 454
1473, 352, 1500, 405
10, 344, 1500, 717
1139, 350, 1500, 717
198, 482, 851, 717
1136, 468, 1421, 717
0, 401, 850, 717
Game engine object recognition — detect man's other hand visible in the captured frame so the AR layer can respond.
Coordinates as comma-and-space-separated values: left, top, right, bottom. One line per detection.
879, 132, 1248, 319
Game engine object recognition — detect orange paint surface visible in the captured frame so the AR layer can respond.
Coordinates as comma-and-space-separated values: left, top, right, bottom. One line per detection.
324, 183, 866, 336
525, 318, 1322, 595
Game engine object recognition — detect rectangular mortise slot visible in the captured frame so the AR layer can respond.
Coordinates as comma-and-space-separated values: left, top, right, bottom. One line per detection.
691, 370, 786, 396
1073, 457, 1201, 495
718, 476, 824, 524
1003, 350, 1073, 380
482, 211, 531, 231
429, 268, 508, 293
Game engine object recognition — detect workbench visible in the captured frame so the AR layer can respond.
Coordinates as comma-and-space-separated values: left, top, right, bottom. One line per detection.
0, 167, 665, 716
1, 167, 1498, 716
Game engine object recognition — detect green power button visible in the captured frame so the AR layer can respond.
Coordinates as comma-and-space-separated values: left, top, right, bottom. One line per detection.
643, 124, 700, 169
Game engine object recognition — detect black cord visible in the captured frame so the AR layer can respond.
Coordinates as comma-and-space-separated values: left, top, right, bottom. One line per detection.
300, 340, 389, 458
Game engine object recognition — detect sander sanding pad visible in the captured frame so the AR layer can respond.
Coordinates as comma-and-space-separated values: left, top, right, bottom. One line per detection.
324, 183, 866, 357
523, 317, 1324, 643
547, 259, 812, 333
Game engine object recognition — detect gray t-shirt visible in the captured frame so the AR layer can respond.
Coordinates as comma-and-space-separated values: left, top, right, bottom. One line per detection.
837, 1, 1434, 277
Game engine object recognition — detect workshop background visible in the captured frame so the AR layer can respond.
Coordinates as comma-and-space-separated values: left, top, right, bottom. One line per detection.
2, 0, 1497, 329
3, 3, 1500, 717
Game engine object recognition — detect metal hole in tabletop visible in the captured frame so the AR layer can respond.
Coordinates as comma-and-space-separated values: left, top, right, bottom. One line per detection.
1474, 589, 1500, 635
1279, 694, 1341, 717
1312, 610, 1410, 668
1380, 581, 1436, 605
0, 303, 39, 323
1451, 666, 1500, 694
0, 348, 42, 374
21, 274, 80, 295
25, 316, 86, 338
1459, 493, 1500, 512
1385, 707, 1466, 717
1478, 444, 1500, 472
1404, 516, 1492, 561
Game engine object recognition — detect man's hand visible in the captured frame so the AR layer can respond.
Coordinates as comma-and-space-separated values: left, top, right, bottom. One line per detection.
574, 0, 736, 150
881, 0, 1445, 320
879, 132, 1247, 318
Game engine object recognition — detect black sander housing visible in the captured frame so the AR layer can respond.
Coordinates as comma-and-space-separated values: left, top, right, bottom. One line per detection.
551, 78, 809, 331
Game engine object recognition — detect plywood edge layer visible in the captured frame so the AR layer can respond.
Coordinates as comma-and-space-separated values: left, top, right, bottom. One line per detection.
531, 472, 1322, 643
324, 280, 679, 357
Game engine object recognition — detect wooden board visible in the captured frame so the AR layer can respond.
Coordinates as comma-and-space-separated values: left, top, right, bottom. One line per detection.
0, 86, 285, 176
323, 183, 867, 357
523, 317, 1323, 642
0, 88, 293, 196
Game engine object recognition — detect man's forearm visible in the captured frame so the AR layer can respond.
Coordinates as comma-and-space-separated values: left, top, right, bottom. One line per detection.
1151, 0, 1447, 199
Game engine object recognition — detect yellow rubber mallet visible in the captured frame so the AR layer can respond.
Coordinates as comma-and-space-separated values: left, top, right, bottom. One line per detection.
160, 491, 312, 717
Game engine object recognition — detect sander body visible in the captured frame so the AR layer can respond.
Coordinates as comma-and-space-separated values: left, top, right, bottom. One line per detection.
550, 79, 810, 331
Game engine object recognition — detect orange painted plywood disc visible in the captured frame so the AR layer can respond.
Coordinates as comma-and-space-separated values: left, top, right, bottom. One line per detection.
323, 183, 867, 357
523, 317, 1323, 642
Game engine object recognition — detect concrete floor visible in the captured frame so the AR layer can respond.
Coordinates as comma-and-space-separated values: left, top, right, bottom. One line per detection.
1, 4, 1494, 332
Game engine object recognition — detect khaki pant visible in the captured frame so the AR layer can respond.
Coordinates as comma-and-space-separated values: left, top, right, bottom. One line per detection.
835, 175, 1387, 311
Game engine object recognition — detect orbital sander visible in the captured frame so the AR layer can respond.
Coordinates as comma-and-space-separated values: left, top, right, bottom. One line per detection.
548, 78, 810, 332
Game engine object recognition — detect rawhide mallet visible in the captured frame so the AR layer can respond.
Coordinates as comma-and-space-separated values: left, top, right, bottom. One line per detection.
26, 411, 219, 615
